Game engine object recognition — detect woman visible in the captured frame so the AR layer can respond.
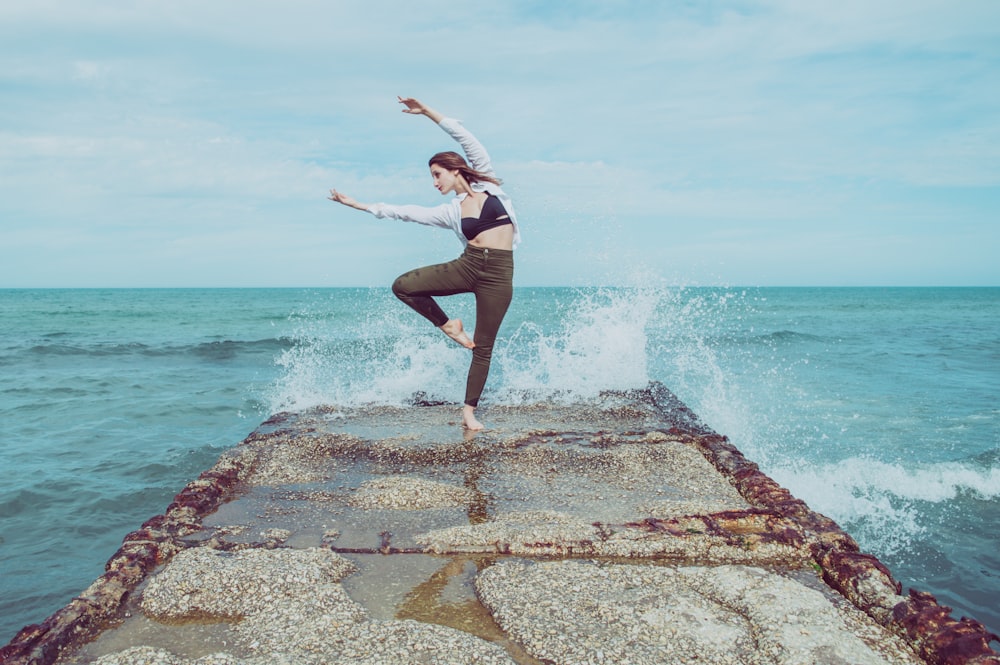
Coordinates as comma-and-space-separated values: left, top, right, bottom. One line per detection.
328, 96, 521, 431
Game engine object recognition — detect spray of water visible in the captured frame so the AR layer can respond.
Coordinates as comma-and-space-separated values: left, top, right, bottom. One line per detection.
266, 290, 472, 411
496, 287, 658, 402
267, 286, 665, 410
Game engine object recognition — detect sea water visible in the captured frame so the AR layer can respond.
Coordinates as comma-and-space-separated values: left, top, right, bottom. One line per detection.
1, 287, 997, 644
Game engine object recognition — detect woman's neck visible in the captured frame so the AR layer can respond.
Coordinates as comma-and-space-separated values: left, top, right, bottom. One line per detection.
454, 175, 475, 196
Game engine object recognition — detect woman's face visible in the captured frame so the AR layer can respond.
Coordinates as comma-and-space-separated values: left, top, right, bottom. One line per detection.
430, 164, 460, 195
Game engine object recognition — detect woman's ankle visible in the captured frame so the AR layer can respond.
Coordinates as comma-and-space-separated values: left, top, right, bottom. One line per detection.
440, 319, 475, 349
462, 405, 484, 430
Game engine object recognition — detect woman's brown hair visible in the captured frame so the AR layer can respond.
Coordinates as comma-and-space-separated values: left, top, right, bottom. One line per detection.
429, 151, 503, 186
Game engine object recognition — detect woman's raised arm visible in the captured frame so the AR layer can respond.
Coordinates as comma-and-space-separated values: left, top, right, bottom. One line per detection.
398, 96, 444, 124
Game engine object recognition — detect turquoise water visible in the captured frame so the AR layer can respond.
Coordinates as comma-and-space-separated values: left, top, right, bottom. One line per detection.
1, 287, 997, 644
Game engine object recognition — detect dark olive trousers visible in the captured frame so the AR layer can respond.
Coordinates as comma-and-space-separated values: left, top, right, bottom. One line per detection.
391, 245, 514, 407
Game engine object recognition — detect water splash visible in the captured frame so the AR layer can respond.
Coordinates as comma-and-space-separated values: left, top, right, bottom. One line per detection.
496, 287, 659, 402
645, 287, 781, 460
267, 286, 666, 411
266, 290, 470, 411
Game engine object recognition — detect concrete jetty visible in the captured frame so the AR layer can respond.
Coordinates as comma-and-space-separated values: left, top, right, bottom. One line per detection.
3, 384, 998, 664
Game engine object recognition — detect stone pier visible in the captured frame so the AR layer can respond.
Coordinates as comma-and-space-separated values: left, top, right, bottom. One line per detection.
3, 384, 997, 664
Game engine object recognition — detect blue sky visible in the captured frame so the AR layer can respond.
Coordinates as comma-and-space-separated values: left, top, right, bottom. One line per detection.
1, 1, 998, 287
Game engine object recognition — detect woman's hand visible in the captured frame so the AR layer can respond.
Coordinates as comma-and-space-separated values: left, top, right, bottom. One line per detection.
398, 96, 443, 124
398, 96, 427, 114
328, 189, 367, 211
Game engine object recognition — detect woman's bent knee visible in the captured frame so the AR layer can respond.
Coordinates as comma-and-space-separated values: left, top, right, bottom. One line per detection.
391, 275, 409, 299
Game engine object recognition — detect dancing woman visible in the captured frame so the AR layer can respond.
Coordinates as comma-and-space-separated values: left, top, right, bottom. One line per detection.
328, 97, 521, 430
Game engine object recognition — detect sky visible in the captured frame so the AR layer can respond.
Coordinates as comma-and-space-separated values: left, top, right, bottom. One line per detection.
1, 0, 998, 287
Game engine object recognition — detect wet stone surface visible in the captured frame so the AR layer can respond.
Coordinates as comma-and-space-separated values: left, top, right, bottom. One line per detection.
30, 387, 975, 664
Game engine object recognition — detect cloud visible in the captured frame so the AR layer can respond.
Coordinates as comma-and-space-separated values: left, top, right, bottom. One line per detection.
1, 0, 998, 286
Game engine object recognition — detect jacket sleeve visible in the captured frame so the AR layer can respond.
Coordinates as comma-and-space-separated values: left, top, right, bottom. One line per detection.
366, 202, 457, 230
437, 117, 495, 177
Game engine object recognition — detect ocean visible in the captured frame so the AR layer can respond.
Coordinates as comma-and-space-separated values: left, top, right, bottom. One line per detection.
1, 286, 997, 645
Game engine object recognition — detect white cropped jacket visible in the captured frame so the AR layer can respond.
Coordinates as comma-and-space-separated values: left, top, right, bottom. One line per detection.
366, 117, 521, 250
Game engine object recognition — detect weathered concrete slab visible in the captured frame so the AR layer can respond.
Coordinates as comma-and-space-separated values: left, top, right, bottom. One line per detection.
3, 384, 998, 665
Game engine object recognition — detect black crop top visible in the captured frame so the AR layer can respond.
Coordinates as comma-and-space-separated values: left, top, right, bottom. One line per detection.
461, 194, 512, 241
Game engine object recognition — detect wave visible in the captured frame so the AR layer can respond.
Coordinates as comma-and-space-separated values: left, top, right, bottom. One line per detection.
969, 447, 1000, 466
27, 342, 151, 356
20, 338, 291, 360
186, 339, 292, 361
756, 329, 826, 344
702, 330, 828, 347
768, 456, 1000, 556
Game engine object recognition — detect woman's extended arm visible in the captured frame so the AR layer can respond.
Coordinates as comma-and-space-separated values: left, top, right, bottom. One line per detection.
329, 187, 458, 231
327, 189, 370, 211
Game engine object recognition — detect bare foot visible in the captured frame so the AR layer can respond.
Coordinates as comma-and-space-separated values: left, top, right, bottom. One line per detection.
440, 319, 475, 349
462, 405, 484, 431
